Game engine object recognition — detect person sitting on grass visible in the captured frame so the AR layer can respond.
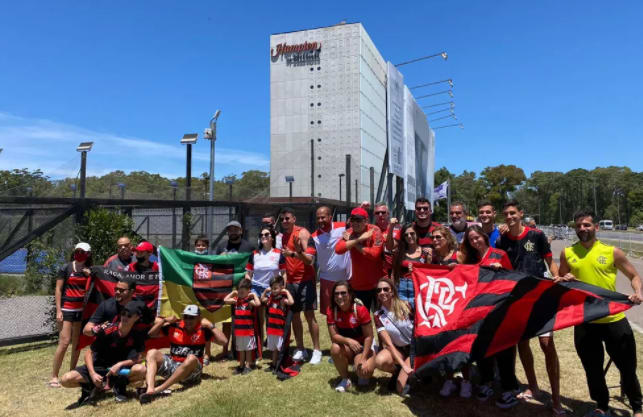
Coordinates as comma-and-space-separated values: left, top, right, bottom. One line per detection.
261, 275, 294, 372
60, 300, 147, 408
372, 278, 414, 395
327, 280, 374, 392
139, 305, 227, 404
224, 278, 262, 375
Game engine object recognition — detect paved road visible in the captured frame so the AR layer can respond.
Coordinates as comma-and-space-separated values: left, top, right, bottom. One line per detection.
550, 240, 643, 331
597, 230, 643, 243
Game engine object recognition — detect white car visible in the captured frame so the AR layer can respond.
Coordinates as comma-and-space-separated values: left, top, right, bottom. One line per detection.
637, 224, 643, 231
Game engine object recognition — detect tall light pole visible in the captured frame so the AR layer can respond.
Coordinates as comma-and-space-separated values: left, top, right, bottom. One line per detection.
204, 110, 221, 247
181, 134, 198, 201
117, 183, 126, 199
170, 181, 178, 248
285, 176, 295, 200
76, 142, 93, 199
338, 173, 345, 201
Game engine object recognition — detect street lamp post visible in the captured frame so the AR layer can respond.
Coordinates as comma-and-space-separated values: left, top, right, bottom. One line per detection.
70, 184, 77, 199
76, 142, 93, 199
181, 134, 198, 250
117, 183, 126, 199
224, 177, 234, 221
285, 176, 295, 200
170, 181, 178, 248
338, 173, 345, 201
204, 110, 222, 248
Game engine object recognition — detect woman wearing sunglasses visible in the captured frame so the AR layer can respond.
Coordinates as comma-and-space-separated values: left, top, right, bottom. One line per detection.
245, 227, 287, 350
391, 223, 429, 309
327, 281, 373, 392
50, 242, 94, 388
431, 225, 459, 266
373, 278, 414, 395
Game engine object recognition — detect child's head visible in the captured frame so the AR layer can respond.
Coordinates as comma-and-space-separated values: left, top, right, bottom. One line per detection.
269, 275, 285, 293
237, 278, 252, 298
194, 235, 209, 254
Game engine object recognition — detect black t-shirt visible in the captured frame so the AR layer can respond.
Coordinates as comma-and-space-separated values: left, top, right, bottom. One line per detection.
214, 238, 256, 255
497, 227, 552, 277
91, 323, 144, 368
89, 298, 122, 325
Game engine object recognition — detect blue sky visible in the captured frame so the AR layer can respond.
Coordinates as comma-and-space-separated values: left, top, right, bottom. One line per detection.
1, 1, 641, 180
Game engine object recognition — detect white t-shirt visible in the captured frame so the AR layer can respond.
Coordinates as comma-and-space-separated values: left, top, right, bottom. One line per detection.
374, 306, 413, 348
246, 248, 286, 288
311, 222, 351, 282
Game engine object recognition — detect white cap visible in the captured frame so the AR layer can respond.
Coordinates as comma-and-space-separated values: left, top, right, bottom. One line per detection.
75, 242, 91, 252
182, 304, 200, 316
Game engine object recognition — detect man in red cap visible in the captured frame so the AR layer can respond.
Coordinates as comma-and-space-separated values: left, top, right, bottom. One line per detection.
335, 207, 383, 310
128, 241, 159, 273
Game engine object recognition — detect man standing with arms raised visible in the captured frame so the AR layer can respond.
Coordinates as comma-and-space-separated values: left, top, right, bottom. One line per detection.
310, 206, 351, 317
279, 207, 322, 364
496, 200, 563, 414
335, 207, 383, 310
558, 209, 642, 417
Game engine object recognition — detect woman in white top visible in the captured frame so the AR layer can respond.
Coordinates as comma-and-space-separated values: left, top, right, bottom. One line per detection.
372, 277, 414, 395
245, 227, 286, 343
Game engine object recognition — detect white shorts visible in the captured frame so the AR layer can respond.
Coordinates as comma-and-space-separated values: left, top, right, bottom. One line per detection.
267, 335, 284, 351
538, 331, 553, 338
235, 335, 256, 352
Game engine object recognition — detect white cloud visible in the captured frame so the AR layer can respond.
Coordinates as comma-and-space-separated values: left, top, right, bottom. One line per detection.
0, 111, 269, 179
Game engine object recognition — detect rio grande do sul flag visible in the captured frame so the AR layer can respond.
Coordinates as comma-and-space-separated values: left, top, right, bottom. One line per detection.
158, 247, 249, 322
411, 264, 632, 379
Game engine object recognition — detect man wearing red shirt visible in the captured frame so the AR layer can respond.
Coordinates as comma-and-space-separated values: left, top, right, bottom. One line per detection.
335, 207, 383, 310
128, 241, 159, 273
279, 207, 321, 364
386, 197, 441, 260
373, 202, 394, 277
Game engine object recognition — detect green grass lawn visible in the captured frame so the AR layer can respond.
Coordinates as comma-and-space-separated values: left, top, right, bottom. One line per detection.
1, 313, 642, 417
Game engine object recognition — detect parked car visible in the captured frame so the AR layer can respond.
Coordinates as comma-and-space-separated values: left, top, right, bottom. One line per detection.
637, 224, 643, 231
615, 224, 628, 230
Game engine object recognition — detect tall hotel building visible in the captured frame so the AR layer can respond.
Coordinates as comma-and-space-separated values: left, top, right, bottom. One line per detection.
269, 22, 388, 201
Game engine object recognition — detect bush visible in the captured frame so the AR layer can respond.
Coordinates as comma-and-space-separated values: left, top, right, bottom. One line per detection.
0, 274, 25, 297
76, 208, 136, 265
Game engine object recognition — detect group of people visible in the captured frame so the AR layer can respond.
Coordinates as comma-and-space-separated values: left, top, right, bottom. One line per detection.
48, 198, 642, 417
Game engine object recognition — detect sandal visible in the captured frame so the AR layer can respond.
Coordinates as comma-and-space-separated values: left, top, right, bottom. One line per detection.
48, 380, 61, 388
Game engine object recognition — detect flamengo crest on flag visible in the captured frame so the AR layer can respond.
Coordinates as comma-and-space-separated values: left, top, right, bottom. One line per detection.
411, 264, 633, 379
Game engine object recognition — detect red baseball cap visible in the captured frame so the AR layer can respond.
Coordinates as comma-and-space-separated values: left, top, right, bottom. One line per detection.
350, 207, 369, 219
133, 241, 154, 253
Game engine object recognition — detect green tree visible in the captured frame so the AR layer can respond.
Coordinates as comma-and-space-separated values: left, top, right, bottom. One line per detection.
76, 208, 136, 265
480, 165, 526, 208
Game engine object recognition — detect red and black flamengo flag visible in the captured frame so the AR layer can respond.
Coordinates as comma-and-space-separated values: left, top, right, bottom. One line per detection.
78, 266, 163, 350
412, 264, 633, 379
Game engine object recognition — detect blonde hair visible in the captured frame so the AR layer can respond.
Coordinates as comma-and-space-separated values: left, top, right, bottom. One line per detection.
376, 277, 411, 321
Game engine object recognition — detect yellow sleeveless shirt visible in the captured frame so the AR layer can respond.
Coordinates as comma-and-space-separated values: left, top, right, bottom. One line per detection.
564, 240, 624, 323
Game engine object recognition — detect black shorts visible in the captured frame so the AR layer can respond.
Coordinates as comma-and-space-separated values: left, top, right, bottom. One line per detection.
287, 281, 317, 313
63, 310, 83, 322
74, 365, 109, 383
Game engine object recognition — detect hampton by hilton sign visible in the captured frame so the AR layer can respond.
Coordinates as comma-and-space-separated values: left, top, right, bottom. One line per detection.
270, 41, 321, 66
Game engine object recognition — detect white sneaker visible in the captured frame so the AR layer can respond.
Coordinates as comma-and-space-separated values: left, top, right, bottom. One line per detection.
460, 380, 472, 398
335, 378, 352, 392
309, 349, 322, 365
440, 379, 457, 397
292, 349, 305, 361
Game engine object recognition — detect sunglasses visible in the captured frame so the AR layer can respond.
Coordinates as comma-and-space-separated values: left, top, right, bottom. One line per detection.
334, 291, 348, 296
404, 232, 416, 237
374, 211, 387, 215
280, 217, 292, 222
114, 287, 130, 293
432, 235, 444, 240
376, 287, 391, 293
416, 207, 430, 212
260, 233, 271, 237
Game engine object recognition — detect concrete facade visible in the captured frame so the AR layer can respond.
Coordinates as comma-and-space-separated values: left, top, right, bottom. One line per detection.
270, 23, 387, 201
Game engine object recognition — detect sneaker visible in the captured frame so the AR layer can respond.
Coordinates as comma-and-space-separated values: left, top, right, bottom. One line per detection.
440, 379, 458, 397
496, 391, 518, 409
357, 377, 369, 386
477, 384, 494, 402
460, 380, 472, 398
310, 349, 322, 365
292, 349, 305, 361
112, 377, 129, 402
241, 367, 253, 375
138, 392, 158, 405
335, 378, 352, 393
233, 366, 245, 375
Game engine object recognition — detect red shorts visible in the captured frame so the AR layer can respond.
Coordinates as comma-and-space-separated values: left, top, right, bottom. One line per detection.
320, 278, 335, 316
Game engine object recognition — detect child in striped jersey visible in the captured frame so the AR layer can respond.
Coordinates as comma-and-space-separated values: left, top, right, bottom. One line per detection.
260, 275, 294, 371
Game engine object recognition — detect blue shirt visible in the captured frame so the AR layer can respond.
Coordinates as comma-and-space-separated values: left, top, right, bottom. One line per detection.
487, 226, 500, 248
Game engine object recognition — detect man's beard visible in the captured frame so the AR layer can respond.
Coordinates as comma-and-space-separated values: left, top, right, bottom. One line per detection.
577, 229, 595, 242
